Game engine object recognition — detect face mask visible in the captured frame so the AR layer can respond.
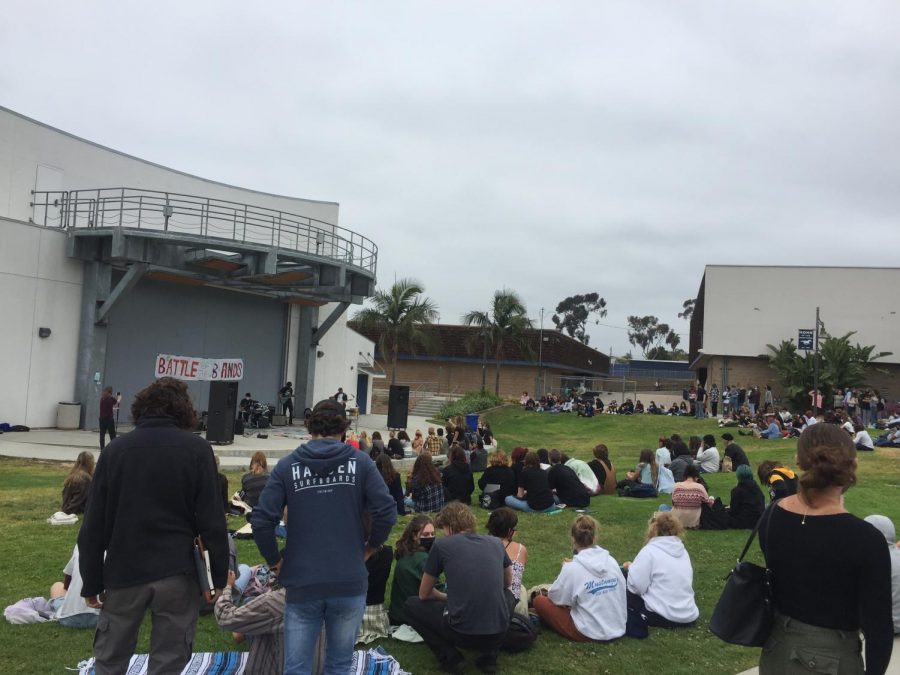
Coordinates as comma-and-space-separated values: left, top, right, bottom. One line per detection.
420, 536, 435, 552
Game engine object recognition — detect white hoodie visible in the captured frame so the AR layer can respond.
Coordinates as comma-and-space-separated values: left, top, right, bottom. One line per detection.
548, 546, 626, 641
626, 536, 699, 624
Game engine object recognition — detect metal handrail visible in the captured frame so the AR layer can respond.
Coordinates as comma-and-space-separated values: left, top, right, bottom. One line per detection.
30, 187, 378, 275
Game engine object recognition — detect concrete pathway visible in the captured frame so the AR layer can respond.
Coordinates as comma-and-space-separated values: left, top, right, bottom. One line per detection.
0, 413, 435, 468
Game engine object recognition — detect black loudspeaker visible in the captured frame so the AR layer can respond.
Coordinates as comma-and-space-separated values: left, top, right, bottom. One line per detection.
207, 381, 239, 444
387, 385, 410, 430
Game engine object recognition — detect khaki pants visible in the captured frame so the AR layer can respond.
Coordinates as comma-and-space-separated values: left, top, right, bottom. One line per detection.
760, 612, 863, 675
93, 573, 201, 675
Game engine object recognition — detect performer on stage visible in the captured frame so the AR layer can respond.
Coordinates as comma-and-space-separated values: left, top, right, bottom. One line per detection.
279, 382, 295, 425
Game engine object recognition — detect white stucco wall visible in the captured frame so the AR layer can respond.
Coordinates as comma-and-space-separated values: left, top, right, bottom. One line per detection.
312, 306, 376, 408
0, 106, 339, 227
700, 265, 900, 362
0, 217, 83, 427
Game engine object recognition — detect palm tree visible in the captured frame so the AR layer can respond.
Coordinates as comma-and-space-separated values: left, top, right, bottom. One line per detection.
353, 279, 439, 385
463, 289, 534, 395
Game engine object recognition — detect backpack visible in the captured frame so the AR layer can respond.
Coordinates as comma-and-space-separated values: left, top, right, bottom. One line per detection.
500, 614, 538, 653
480, 486, 502, 510
770, 469, 798, 497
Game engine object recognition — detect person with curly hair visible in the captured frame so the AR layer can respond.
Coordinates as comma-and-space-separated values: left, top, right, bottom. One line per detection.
78, 377, 229, 675
757, 423, 893, 674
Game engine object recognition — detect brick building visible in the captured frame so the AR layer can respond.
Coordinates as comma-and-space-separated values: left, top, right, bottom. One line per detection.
350, 323, 611, 407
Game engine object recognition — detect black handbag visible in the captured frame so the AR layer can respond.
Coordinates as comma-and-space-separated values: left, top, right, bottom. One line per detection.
708, 501, 777, 647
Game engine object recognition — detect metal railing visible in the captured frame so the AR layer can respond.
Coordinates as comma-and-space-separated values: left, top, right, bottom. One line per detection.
30, 188, 378, 274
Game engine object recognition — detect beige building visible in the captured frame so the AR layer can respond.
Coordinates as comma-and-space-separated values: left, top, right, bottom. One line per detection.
689, 265, 900, 406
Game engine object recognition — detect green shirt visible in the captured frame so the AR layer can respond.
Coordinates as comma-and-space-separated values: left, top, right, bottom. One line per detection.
388, 552, 428, 626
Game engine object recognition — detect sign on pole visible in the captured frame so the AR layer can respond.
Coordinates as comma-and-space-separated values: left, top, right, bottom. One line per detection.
155, 354, 244, 381
798, 329, 814, 351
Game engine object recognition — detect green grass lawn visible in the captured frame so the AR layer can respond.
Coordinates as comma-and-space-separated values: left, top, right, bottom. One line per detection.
1, 410, 898, 674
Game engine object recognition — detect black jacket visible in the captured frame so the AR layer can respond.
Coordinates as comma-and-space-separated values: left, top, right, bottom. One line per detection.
78, 416, 229, 596
728, 480, 766, 529
442, 461, 475, 504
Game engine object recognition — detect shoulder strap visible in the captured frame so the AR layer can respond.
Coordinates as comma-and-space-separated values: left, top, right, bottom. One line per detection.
736, 499, 779, 564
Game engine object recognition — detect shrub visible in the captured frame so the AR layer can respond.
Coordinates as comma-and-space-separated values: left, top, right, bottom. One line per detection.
438, 390, 504, 419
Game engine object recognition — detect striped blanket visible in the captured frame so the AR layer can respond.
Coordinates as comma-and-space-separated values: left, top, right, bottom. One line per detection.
77, 647, 409, 675
76, 652, 247, 675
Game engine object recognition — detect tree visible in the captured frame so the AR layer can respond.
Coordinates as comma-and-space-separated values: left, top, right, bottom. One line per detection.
626, 315, 680, 358
678, 298, 695, 321
764, 331, 892, 410
463, 289, 534, 395
551, 292, 607, 345
352, 278, 439, 385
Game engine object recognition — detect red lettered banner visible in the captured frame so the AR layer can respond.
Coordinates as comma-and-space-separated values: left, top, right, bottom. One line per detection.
155, 355, 244, 381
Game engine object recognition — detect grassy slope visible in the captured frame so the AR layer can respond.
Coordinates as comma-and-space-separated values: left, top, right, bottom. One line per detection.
1, 410, 898, 674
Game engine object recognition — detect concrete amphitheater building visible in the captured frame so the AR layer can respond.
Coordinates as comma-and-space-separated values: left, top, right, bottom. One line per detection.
0, 106, 380, 428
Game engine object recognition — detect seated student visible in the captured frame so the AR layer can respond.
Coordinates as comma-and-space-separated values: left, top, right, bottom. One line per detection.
756, 460, 798, 501
469, 439, 489, 472
532, 515, 627, 642
720, 433, 749, 470
587, 444, 617, 495
48, 545, 100, 629
863, 515, 900, 635
376, 454, 406, 515
548, 450, 590, 508
510, 446, 528, 484
562, 453, 601, 495
478, 450, 518, 508
616, 449, 658, 498
442, 446, 475, 505
405, 453, 446, 513
655, 438, 672, 468
486, 508, 528, 604
411, 430, 425, 455
694, 435, 720, 473
875, 426, 900, 447
388, 516, 436, 626
358, 516, 394, 643
853, 422, 875, 451
387, 431, 406, 459
623, 512, 699, 628
726, 465, 766, 529
369, 431, 386, 459
537, 447, 552, 469
240, 451, 270, 508
216, 569, 307, 674
670, 465, 711, 529
753, 413, 783, 439
506, 450, 564, 513
634, 400, 645, 414
61, 451, 95, 515
405, 503, 513, 674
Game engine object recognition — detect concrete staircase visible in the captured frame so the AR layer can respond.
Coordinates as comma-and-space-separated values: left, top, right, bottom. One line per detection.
410, 393, 461, 419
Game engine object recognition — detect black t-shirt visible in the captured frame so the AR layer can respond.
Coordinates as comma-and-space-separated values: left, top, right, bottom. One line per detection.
478, 466, 517, 502
724, 443, 750, 468
759, 507, 893, 674
240, 471, 269, 508
518, 466, 555, 511
547, 464, 590, 508
387, 438, 405, 459
442, 461, 475, 504
424, 533, 511, 635
588, 459, 610, 486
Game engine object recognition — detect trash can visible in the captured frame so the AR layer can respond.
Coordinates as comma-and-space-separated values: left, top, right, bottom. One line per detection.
465, 413, 480, 433
57, 402, 82, 430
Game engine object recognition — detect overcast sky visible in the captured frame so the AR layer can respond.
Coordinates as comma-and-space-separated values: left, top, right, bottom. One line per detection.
3, 2, 898, 356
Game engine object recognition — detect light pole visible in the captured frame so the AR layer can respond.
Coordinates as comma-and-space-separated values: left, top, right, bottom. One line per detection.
813, 306, 821, 415
538, 307, 544, 396
480, 329, 488, 392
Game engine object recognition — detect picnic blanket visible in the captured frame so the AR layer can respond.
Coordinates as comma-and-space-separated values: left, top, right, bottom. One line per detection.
76, 652, 247, 675
76, 647, 409, 675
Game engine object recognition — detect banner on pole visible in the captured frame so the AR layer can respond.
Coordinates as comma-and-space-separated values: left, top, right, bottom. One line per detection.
798, 329, 814, 351
155, 354, 244, 381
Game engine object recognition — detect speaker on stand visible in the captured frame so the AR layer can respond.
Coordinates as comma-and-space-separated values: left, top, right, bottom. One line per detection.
207, 381, 239, 444
387, 385, 410, 430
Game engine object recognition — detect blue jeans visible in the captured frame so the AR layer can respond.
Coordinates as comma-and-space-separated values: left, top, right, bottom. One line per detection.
284, 594, 366, 674
504, 495, 560, 513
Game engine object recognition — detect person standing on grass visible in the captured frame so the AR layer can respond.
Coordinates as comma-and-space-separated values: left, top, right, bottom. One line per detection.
78, 377, 229, 675
98, 386, 116, 450
252, 399, 397, 674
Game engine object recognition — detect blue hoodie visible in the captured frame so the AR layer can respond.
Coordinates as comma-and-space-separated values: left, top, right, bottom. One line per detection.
252, 438, 397, 603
